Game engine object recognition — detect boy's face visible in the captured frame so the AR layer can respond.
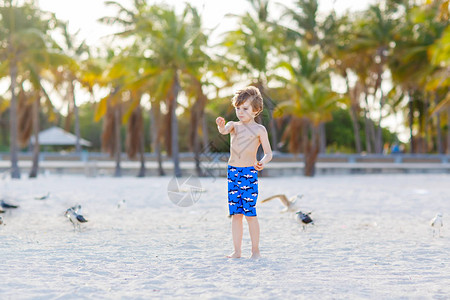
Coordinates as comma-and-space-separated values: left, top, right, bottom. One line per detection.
235, 99, 257, 122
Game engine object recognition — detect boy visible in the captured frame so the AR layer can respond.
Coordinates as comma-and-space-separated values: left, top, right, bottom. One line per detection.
216, 86, 272, 259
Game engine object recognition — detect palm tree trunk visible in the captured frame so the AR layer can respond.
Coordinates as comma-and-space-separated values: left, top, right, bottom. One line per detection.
201, 111, 209, 150
114, 104, 122, 177
258, 83, 278, 151
64, 101, 72, 132
319, 123, 326, 153
375, 92, 385, 154
363, 89, 376, 153
9, 60, 20, 179
171, 74, 182, 177
345, 75, 362, 153
138, 126, 145, 177
29, 95, 40, 178
435, 94, 443, 154
189, 101, 199, 153
150, 103, 165, 176
373, 61, 385, 154
190, 85, 208, 177
71, 79, 81, 153
447, 105, 450, 155
193, 113, 202, 177
349, 106, 362, 153
408, 92, 414, 154
165, 99, 173, 156
0, 114, 7, 146
363, 108, 373, 153
304, 123, 319, 177
191, 100, 202, 177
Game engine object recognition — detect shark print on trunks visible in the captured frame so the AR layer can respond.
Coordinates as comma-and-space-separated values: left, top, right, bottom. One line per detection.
227, 165, 258, 216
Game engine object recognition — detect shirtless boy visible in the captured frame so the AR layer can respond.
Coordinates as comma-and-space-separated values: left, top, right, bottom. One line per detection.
216, 86, 273, 259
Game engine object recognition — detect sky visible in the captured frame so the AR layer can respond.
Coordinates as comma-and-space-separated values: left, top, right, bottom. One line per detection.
37, 0, 378, 48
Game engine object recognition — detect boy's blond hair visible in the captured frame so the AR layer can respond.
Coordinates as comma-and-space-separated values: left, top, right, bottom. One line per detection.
232, 86, 263, 116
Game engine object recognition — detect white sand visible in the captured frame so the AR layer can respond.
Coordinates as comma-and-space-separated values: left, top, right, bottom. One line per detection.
1, 173, 449, 299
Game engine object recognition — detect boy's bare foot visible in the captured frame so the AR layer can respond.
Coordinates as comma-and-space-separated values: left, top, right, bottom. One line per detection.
250, 251, 261, 259
226, 252, 241, 258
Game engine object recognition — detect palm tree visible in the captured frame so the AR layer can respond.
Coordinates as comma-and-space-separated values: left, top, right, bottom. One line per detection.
428, 25, 450, 154
389, 1, 448, 153
222, 0, 282, 151
0, 0, 63, 178
348, 4, 398, 153
281, 0, 333, 153
274, 41, 341, 176
175, 7, 213, 177
0, 0, 26, 179
320, 13, 364, 153
25, 25, 71, 178
56, 22, 90, 153
100, 2, 211, 177
142, 4, 215, 177
95, 49, 130, 177
280, 0, 320, 47
125, 92, 145, 177
275, 79, 341, 176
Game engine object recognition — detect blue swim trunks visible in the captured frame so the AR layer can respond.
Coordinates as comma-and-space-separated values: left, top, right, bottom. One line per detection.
227, 165, 258, 217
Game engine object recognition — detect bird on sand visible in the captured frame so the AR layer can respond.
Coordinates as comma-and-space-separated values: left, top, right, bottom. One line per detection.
34, 192, 50, 200
431, 213, 443, 237
260, 194, 303, 212
117, 199, 126, 209
296, 211, 314, 230
64, 206, 88, 230
1, 199, 19, 209
0, 216, 3, 225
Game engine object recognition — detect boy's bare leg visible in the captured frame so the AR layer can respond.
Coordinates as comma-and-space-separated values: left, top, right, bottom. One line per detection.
227, 214, 243, 258
228, 214, 243, 258
246, 216, 261, 259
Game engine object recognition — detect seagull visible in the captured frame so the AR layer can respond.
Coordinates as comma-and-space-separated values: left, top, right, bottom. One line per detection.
64, 207, 88, 230
117, 199, 126, 209
260, 194, 303, 212
431, 213, 443, 237
296, 211, 314, 230
34, 192, 50, 200
0, 199, 19, 209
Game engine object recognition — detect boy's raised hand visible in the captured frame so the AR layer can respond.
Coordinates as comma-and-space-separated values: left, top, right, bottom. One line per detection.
216, 117, 226, 128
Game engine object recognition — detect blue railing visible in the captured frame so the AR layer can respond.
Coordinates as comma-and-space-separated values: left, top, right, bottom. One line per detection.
0, 152, 449, 163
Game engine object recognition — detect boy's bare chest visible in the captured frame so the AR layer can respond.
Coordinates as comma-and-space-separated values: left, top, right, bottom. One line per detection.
231, 125, 260, 147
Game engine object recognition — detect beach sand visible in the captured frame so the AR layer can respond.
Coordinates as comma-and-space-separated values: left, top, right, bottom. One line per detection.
0, 173, 449, 299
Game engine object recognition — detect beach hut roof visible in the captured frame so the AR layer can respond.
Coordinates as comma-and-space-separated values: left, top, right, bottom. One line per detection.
30, 126, 92, 147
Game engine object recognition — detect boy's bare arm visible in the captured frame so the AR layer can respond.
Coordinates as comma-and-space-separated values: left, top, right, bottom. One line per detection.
254, 126, 273, 171
216, 117, 234, 135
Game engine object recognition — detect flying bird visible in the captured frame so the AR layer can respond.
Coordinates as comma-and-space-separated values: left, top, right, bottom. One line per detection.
431, 213, 443, 237
296, 211, 314, 230
34, 192, 50, 200
260, 194, 303, 212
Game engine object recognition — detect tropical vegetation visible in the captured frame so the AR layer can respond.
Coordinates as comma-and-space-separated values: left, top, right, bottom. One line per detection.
0, 0, 448, 177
